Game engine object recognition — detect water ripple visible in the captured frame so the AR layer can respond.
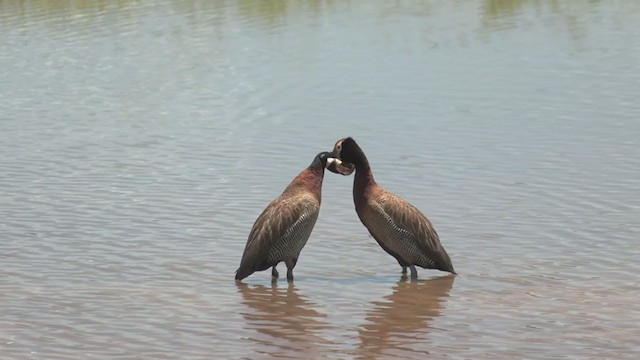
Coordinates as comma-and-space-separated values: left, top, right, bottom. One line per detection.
2, 0, 640, 359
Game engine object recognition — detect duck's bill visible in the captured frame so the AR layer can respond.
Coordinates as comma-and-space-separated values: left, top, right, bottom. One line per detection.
326, 157, 355, 175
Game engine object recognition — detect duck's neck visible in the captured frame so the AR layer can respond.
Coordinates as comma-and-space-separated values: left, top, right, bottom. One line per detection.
351, 149, 376, 207
287, 163, 324, 200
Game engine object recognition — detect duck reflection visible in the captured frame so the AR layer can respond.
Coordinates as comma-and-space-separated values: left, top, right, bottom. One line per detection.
237, 283, 332, 358
356, 275, 455, 359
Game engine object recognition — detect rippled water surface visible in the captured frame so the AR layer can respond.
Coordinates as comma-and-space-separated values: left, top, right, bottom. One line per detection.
2, 0, 640, 359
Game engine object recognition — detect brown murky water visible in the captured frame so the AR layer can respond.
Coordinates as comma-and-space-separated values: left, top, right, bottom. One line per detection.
1, 0, 639, 359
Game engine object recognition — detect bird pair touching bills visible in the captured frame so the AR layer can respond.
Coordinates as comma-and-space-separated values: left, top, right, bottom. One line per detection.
235, 137, 456, 283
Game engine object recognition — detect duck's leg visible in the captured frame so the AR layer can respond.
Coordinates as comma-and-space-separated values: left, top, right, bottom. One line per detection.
401, 265, 408, 279
410, 265, 418, 280
271, 266, 279, 283
285, 259, 297, 283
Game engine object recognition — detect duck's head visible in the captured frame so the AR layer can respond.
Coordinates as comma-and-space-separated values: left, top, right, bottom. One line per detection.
309, 151, 352, 175
310, 151, 332, 169
325, 137, 357, 176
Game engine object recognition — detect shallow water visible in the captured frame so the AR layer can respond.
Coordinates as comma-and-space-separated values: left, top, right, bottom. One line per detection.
1, 0, 640, 359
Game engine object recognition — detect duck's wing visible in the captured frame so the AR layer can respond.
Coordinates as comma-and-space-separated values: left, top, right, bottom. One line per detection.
236, 195, 320, 278
376, 190, 455, 273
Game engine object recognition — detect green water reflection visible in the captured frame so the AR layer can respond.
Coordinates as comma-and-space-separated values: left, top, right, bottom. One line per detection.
2, 0, 637, 34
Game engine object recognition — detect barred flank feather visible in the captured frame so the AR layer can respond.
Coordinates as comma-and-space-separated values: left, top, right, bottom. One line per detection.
235, 198, 320, 280
360, 189, 455, 274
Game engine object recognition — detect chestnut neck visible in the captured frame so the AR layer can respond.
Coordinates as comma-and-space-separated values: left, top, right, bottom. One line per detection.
286, 162, 324, 201
350, 147, 376, 206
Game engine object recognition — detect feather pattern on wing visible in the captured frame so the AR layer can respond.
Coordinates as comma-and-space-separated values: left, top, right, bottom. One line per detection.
359, 188, 455, 273
236, 194, 320, 278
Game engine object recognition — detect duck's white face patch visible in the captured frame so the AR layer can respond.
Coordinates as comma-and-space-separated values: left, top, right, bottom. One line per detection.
326, 157, 355, 176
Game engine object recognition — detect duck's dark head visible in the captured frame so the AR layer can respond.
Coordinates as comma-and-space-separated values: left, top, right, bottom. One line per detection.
310, 151, 332, 169
326, 137, 360, 176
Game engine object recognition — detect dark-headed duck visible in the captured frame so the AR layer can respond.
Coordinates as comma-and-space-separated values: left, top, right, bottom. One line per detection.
327, 137, 455, 279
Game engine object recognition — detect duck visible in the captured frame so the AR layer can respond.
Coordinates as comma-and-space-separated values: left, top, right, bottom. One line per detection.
327, 137, 456, 279
235, 151, 336, 282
